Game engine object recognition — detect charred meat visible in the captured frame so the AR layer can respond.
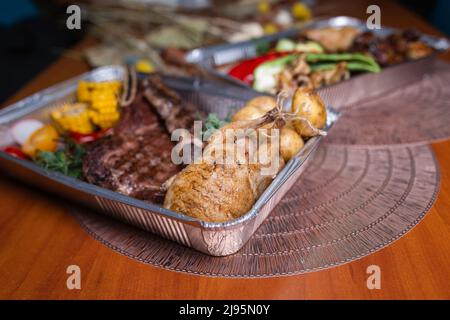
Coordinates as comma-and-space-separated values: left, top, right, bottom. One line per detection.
142, 74, 199, 133
351, 28, 434, 66
83, 76, 197, 203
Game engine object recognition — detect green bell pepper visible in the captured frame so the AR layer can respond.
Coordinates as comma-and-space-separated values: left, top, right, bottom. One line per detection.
252, 52, 381, 93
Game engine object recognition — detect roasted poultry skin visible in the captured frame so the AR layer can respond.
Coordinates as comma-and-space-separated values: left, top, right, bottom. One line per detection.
164, 162, 273, 222
163, 116, 285, 223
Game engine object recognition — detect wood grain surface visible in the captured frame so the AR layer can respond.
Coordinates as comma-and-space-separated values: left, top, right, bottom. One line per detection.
1, 0, 450, 299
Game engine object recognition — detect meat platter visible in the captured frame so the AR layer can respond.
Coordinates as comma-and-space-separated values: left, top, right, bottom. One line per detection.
186, 16, 450, 108
0, 65, 339, 256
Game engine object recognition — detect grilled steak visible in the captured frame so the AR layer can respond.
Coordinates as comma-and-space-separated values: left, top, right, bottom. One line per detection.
82, 77, 196, 203
142, 74, 198, 133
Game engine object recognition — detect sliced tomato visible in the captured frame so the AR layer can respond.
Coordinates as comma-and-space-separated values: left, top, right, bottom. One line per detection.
228, 51, 292, 85
3, 146, 27, 159
69, 128, 112, 144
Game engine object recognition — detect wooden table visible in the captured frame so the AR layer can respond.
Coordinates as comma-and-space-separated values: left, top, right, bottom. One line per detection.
1, 0, 449, 299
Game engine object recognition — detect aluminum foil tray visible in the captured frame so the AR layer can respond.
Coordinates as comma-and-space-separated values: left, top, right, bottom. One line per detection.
186, 16, 450, 108
0, 65, 339, 256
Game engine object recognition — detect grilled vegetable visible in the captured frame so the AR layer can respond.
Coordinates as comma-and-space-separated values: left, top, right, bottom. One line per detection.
275, 39, 324, 53
69, 129, 111, 144
295, 41, 324, 53
244, 96, 277, 113
228, 51, 289, 85
3, 146, 27, 159
306, 53, 381, 72
88, 89, 120, 129
22, 124, 59, 157
10, 119, 44, 145
291, 87, 327, 137
275, 39, 296, 52
253, 54, 298, 93
50, 103, 94, 134
253, 52, 380, 93
346, 61, 381, 73
231, 96, 277, 123
77, 80, 122, 130
77, 80, 121, 102
280, 127, 304, 161
231, 106, 265, 122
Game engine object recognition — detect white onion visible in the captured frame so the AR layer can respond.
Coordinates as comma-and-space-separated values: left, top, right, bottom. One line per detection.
10, 119, 44, 145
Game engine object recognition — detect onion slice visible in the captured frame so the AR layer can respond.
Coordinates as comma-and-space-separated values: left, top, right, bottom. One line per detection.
10, 119, 44, 145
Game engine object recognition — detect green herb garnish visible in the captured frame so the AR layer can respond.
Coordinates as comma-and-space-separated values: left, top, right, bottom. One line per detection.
202, 113, 229, 140
36, 140, 86, 179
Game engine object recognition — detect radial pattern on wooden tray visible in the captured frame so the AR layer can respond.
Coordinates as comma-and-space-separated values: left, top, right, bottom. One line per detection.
71, 144, 439, 277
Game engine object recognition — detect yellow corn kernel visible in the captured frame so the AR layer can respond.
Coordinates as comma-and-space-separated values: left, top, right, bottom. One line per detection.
88, 109, 120, 129
77, 81, 92, 102
50, 103, 94, 134
77, 80, 122, 103
75, 80, 122, 130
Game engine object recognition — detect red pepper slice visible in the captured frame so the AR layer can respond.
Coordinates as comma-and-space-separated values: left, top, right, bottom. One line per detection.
3, 146, 27, 159
228, 51, 291, 85
69, 128, 112, 144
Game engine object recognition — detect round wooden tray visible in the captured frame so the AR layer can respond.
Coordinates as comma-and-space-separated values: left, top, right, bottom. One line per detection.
71, 144, 439, 277
327, 62, 450, 146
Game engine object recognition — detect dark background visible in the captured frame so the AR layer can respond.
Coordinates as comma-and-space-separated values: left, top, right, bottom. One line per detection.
0, 0, 449, 104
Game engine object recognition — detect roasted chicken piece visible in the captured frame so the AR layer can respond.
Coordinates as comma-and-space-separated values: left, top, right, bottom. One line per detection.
163, 111, 286, 222
164, 162, 277, 222
305, 27, 359, 52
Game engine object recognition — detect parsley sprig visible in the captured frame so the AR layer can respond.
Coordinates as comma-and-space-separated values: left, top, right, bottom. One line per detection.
202, 113, 229, 140
36, 140, 86, 179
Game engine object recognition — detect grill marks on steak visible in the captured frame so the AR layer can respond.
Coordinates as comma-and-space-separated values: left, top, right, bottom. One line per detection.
82, 90, 180, 203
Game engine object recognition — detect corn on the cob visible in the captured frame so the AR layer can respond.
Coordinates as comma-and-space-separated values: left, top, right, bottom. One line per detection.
77, 80, 121, 102
88, 89, 120, 129
50, 103, 94, 134
76, 80, 122, 130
